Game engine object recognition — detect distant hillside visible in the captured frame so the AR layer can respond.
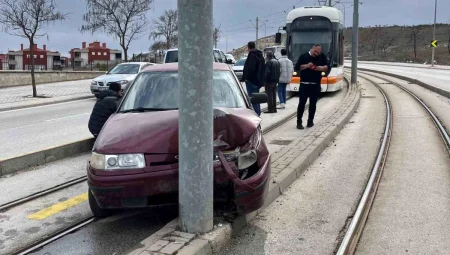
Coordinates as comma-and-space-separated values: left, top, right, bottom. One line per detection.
231, 24, 450, 65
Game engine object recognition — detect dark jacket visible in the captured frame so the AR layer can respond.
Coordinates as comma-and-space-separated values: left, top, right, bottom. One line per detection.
243, 49, 265, 87
264, 58, 281, 84
88, 90, 121, 136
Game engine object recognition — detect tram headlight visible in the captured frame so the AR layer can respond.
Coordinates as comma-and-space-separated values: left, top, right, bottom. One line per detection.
293, 72, 298, 76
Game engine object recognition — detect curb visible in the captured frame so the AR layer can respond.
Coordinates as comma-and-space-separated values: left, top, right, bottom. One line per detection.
126, 78, 361, 255
344, 66, 450, 99
0, 138, 93, 176
0, 95, 94, 112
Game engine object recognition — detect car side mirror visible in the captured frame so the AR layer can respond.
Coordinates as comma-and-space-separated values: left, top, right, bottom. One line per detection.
251, 93, 268, 104
226, 59, 233, 64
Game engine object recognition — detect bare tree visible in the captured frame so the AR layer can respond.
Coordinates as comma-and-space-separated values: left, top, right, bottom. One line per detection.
378, 27, 396, 56
81, 0, 153, 62
409, 26, 423, 62
0, 0, 67, 97
150, 9, 178, 50
150, 41, 166, 52
359, 26, 382, 55
213, 25, 221, 49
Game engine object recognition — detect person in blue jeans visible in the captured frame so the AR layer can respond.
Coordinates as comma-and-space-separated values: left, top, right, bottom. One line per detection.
243, 41, 265, 116
277, 49, 293, 109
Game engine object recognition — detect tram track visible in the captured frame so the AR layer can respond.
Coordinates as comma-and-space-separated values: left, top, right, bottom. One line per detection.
336, 70, 450, 255
9, 79, 352, 254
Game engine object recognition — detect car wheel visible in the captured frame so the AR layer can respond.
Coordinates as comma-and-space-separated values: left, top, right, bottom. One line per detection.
89, 189, 112, 218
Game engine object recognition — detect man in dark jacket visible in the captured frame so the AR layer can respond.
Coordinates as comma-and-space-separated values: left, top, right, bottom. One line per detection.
88, 82, 123, 138
263, 51, 281, 113
243, 41, 265, 116
294, 44, 329, 129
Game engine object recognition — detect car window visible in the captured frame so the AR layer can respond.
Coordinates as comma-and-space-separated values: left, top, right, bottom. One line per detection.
108, 64, 140, 74
220, 51, 227, 63
235, 58, 247, 66
165, 51, 178, 63
120, 71, 246, 111
213, 50, 222, 63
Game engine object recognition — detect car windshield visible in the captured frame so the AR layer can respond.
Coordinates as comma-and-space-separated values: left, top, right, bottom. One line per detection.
120, 71, 246, 111
165, 51, 178, 63
235, 58, 246, 66
108, 64, 140, 74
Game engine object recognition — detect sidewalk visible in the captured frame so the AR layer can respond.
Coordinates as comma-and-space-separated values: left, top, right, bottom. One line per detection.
0, 79, 93, 111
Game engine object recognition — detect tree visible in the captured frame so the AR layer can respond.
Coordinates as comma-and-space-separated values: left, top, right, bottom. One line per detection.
378, 27, 396, 57
360, 26, 382, 55
150, 9, 178, 50
0, 0, 67, 97
213, 25, 221, 49
81, 0, 153, 62
409, 26, 423, 62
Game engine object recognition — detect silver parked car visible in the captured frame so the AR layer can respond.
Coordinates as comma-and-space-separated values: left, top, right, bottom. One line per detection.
90, 62, 155, 97
232, 58, 246, 81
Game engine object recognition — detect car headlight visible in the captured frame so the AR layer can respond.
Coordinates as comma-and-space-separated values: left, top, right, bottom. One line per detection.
118, 80, 129, 85
90, 152, 146, 170
214, 128, 262, 170
91, 80, 97, 85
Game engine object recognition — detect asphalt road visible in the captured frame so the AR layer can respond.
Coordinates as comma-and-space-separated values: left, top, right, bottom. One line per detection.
0, 98, 96, 159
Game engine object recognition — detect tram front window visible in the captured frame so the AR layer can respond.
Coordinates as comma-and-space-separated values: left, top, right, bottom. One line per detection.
290, 31, 331, 63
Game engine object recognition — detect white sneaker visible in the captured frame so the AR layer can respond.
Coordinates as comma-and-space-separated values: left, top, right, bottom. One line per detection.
277, 103, 286, 109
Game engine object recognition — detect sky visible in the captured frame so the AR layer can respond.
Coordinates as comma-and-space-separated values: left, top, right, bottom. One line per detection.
0, 0, 448, 57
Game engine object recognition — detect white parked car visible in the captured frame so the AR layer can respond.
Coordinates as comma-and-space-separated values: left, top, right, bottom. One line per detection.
90, 62, 155, 97
225, 54, 236, 64
164, 48, 233, 64
232, 57, 246, 81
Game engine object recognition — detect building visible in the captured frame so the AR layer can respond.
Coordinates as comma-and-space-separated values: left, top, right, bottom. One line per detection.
7, 44, 62, 70
69, 41, 122, 68
0, 54, 7, 70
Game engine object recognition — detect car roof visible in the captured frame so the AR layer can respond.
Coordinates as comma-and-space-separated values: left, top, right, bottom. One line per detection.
142, 62, 231, 72
119, 62, 151, 65
166, 48, 224, 52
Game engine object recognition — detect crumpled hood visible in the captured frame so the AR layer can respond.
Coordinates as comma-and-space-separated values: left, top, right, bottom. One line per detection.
94, 74, 136, 83
93, 107, 261, 154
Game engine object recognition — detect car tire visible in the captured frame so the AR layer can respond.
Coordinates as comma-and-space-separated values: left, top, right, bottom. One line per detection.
89, 189, 112, 218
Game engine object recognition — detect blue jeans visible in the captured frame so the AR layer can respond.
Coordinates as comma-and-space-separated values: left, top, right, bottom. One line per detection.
278, 83, 288, 104
246, 81, 261, 115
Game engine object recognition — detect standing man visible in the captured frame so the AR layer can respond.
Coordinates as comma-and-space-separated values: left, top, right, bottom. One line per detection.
277, 49, 293, 109
263, 51, 281, 113
243, 41, 265, 116
295, 44, 329, 129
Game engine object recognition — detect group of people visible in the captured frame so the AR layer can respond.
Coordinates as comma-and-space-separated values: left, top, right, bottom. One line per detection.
242, 41, 329, 129
88, 41, 329, 139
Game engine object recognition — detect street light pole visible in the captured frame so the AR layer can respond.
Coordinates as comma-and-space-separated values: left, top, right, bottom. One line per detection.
350, 0, 359, 85
178, 0, 214, 234
431, 0, 437, 66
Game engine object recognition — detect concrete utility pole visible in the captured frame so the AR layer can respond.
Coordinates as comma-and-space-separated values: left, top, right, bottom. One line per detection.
351, 0, 359, 85
329, 0, 332, 6
178, 0, 214, 234
431, 0, 437, 66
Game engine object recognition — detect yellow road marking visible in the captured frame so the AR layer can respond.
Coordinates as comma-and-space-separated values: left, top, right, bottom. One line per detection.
28, 193, 88, 220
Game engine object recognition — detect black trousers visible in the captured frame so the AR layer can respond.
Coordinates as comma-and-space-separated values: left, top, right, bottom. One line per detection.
265, 83, 277, 113
297, 83, 321, 124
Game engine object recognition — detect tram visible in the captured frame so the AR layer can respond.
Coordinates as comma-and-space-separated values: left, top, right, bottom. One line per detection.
276, 6, 344, 93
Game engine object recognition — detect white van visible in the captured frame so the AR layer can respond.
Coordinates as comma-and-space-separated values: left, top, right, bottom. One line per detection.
263, 46, 285, 59
163, 48, 232, 64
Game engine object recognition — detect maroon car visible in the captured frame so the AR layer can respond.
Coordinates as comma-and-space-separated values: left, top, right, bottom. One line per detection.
87, 63, 271, 217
